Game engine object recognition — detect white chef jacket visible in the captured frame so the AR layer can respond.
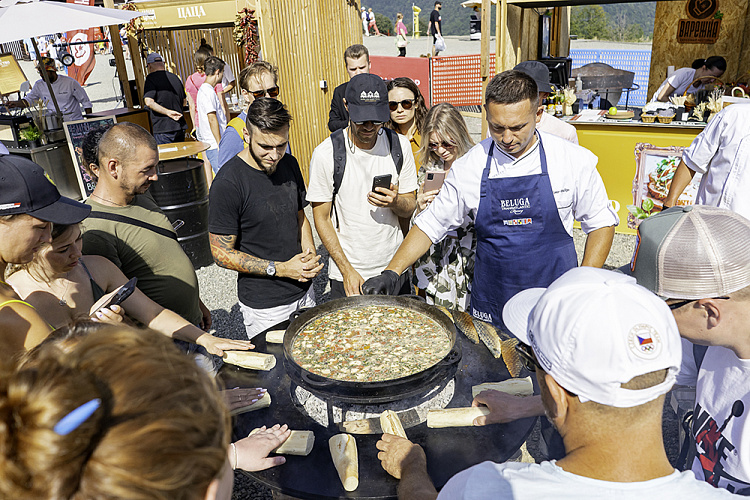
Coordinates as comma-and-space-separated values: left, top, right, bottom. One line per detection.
24, 74, 92, 122
682, 103, 750, 220
538, 112, 579, 144
415, 132, 619, 245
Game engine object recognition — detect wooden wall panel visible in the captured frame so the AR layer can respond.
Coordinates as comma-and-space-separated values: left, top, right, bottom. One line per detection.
502, 4, 539, 70
257, 0, 361, 182
649, 0, 750, 99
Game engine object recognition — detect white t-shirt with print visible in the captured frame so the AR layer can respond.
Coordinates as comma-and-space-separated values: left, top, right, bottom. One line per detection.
437, 460, 734, 499
677, 341, 750, 494
196, 82, 227, 150
306, 130, 418, 281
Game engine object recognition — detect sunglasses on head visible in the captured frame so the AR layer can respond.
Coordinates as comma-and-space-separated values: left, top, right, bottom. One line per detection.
249, 86, 280, 99
389, 99, 415, 111
429, 140, 456, 151
352, 120, 384, 126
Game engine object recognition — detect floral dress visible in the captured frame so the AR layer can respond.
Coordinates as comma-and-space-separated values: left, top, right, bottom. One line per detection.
412, 165, 476, 311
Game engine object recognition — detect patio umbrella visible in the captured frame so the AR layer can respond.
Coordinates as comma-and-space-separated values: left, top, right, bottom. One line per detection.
0, 0, 142, 120
460, 0, 496, 8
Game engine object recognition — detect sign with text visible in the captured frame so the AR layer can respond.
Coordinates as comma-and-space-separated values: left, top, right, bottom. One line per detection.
677, 0, 722, 44
369, 56, 431, 105
64, 117, 116, 199
66, 0, 97, 85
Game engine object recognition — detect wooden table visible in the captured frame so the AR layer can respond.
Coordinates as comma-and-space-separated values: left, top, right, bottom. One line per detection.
158, 141, 210, 161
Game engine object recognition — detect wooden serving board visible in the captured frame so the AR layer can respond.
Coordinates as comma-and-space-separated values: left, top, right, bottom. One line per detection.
604, 111, 635, 120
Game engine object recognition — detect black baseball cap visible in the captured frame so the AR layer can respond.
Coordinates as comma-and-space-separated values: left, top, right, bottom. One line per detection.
513, 61, 554, 93
345, 73, 390, 124
0, 155, 91, 224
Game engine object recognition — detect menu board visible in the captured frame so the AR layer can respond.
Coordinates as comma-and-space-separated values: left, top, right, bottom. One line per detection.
63, 117, 116, 199
0, 53, 28, 95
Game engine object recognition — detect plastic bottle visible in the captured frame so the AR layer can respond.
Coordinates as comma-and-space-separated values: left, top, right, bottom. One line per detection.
575, 75, 583, 93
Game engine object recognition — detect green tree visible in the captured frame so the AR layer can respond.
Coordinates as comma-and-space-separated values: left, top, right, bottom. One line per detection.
375, 13, 393, 36
570, 5, 608, 40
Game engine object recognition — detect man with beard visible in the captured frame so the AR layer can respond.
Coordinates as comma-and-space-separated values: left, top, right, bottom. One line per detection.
81, 122, 212, 330
308, 73, 418, 298
208, 98, 323, 339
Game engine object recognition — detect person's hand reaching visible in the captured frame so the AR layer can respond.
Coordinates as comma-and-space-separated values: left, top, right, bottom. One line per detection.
232, 424, 291, 471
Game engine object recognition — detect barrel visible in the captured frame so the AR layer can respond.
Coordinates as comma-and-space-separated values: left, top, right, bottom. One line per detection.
149, 158, 213, 269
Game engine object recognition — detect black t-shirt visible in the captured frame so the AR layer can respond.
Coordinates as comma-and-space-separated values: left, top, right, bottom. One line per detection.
208, 154, 310, 309
430, 9, 442, 35
143, 70, 186, 134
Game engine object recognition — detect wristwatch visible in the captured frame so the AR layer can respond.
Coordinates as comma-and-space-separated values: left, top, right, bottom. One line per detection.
266, 261, 276, 276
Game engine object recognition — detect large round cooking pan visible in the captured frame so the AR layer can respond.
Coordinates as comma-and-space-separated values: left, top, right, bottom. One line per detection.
283, 295, 461, 404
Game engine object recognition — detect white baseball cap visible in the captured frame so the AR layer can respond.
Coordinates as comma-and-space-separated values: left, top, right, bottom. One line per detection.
502, 267, 681, 408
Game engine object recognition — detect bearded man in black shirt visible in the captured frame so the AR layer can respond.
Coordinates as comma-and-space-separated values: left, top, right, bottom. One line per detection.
208, 98, 323, 339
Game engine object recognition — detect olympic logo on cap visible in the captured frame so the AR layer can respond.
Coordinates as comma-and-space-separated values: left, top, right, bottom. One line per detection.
627, 324, 662, 359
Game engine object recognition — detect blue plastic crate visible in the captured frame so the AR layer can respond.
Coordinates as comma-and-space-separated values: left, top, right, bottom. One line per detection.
570, 49, 651, 107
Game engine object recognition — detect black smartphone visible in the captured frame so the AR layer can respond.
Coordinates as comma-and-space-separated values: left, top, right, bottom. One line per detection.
90, 277, 137, 317
372, 174, 392, 193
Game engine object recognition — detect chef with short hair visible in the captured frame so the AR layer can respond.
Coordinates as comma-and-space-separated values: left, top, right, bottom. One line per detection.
363, 70, 618, 328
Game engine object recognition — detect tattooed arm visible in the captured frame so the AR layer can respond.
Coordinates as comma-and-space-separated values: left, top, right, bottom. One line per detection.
209, 233, 323, 281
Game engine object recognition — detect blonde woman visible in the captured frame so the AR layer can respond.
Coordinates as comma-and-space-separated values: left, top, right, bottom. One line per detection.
413, 103, 475, 310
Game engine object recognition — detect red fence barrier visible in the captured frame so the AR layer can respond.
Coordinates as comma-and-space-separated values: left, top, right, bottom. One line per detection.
430, 54, 496, 107
370, 54, 496, 108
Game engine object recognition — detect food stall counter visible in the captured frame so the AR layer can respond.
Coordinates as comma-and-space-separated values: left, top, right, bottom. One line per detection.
564, 113, 705, 234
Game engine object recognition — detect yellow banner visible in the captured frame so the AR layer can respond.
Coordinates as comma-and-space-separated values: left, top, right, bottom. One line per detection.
132, 0, 254, 29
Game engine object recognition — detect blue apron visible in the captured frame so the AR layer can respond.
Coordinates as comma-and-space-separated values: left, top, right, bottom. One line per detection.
470, 135, 577, 327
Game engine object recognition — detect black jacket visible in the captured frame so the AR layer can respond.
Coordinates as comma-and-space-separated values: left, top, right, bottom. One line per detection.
328, 82, 349, 132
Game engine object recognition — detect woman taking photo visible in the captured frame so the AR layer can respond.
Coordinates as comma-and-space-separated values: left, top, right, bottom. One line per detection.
386, 77, 428, 172
7, 223, 253, 357
651, 56, 726, 102
412, 103, 475, 311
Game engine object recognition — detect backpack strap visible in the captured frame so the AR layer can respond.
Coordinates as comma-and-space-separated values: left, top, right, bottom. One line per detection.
328, 127, 403, 229
88, 211, 178, 241
330, 128, 347, 229
383, 127, 403, 175
226, 116, 246, 140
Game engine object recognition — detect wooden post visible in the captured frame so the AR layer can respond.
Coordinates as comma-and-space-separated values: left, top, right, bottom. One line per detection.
103, 0, 133, 107
516, 7, 524, 66
480, 0, 491, 139
495, 0, 507, 74
128, 34, 145, 105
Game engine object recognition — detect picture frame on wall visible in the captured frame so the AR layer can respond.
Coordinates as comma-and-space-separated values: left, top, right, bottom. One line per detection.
63, 117, 116, 199
628, 143, 703, 229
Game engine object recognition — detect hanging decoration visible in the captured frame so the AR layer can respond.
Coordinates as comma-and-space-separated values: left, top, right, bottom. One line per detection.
234, 8, 259, 65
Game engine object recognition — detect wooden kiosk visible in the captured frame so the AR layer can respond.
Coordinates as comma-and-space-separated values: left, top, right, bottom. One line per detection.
126, 0, 362, 180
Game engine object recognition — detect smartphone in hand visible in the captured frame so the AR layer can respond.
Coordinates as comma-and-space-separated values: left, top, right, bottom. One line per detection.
371, 174, 392, 193
423, 171, 446, 192
89, 277, 137, 317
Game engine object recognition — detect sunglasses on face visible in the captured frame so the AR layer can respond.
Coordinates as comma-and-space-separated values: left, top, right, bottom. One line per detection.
667, 296, 730, 310
352, 121, 384, 126
249, 86, 280, 99
389, 99, 415, 111
515, 342, 541, 372
429, 140, 456, 151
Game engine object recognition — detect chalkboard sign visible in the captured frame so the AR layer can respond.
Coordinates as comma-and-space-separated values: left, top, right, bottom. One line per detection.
63, 117, 116, 199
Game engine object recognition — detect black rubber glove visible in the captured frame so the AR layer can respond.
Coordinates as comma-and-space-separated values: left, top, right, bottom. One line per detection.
362, 270, 401, 295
